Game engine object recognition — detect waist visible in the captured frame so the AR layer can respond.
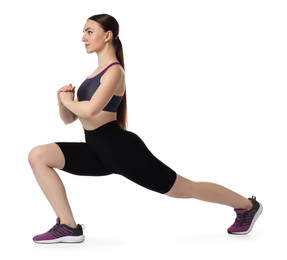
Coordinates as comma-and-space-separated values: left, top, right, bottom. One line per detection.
80, 112, 117, 131
84, 120, 122, 142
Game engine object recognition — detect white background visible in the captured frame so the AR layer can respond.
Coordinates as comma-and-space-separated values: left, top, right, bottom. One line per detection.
0, 0, 286, 259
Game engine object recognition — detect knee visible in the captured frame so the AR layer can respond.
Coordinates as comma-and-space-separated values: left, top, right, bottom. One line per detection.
165, 184, 193, 198
166, 190, 193, 199
165, 174, 194, 199
28, 145, 46, 169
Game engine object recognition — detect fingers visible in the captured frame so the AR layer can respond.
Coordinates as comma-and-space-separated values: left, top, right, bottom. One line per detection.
58, 84, 75, 93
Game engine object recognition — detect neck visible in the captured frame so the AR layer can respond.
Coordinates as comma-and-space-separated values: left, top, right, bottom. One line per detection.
97, 46, 118, 68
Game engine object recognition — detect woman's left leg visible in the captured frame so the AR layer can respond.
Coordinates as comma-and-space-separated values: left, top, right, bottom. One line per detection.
165, 174, 263, 234
165, 174, 252, 210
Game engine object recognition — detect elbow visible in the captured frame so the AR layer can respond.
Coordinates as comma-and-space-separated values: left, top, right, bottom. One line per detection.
63, 119, 74, 125
85, 106, 100, 118
85, 111, 98, 118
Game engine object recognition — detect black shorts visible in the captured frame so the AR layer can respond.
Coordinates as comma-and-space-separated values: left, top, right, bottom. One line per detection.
56, 121, 177, 194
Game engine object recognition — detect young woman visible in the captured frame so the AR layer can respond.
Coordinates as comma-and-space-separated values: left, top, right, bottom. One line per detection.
28, 13, 263, 244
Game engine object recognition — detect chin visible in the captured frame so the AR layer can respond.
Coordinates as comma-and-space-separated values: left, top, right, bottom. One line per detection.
86, 49, 95, 54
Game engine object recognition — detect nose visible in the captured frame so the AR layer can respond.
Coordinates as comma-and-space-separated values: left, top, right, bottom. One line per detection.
82, 34, 86, 42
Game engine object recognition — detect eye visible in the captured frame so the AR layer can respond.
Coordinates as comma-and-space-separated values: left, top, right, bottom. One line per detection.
87, 30, 93, 35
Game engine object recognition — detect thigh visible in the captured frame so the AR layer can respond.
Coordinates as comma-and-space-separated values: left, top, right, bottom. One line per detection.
56, 142, 109, 176
114, 131, 177, 194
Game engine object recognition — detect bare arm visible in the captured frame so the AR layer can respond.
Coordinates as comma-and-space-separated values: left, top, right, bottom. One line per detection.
57, 84, 78, 124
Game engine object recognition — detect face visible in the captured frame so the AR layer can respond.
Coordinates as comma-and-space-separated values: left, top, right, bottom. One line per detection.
82, 20, 109, 53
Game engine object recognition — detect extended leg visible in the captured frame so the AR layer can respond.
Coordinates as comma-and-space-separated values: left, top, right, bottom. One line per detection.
165, 174, 253, 210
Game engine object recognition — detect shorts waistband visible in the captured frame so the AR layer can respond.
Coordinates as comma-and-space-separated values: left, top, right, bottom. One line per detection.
84, 120, 120, 134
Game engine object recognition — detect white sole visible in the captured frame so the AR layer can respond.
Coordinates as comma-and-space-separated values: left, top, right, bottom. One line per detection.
34, 235, 85, 244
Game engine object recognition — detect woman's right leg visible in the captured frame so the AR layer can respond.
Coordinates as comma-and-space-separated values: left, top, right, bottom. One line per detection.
28, 143, 77, 228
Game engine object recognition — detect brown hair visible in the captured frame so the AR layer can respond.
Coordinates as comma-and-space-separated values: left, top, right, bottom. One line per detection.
88, 13, 127, 129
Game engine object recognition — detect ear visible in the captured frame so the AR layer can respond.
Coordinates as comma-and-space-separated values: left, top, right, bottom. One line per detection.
104, 30, 113, 42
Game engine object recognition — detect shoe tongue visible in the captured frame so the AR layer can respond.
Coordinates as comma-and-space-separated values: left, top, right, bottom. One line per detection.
56, 217, 61, 225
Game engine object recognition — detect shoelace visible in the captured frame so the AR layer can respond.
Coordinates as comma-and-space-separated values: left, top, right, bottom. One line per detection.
49, 223, 61, 232
233, 210, 248, 226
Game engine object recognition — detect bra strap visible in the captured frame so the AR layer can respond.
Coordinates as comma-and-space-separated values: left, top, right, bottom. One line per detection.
101, 61, 121, 74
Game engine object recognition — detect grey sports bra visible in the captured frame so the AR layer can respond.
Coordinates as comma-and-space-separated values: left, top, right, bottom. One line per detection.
77, 62, 123, 112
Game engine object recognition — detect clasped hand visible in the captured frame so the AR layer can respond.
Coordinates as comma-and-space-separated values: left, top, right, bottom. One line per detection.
57, 84, 75, 105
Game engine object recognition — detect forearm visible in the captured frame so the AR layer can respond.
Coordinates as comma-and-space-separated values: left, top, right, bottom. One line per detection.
61, 99, 100, 118
59, 104, 78, 124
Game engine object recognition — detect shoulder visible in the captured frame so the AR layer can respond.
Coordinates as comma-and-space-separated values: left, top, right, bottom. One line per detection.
101, 64, 124, 81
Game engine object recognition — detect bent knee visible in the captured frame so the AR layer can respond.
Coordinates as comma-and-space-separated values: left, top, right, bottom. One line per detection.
28, 143, 64, 169
28, 145, 46, 168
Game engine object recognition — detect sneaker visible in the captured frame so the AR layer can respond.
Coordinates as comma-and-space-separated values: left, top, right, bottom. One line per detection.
227, 196, 263, 235
33, 218, 85, 244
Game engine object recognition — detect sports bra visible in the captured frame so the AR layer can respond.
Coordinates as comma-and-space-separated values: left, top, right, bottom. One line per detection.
77, 61, 123, 112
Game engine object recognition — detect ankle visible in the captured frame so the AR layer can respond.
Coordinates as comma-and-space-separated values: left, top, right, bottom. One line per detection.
245, 199, 253, 211
59, 218, 77, 229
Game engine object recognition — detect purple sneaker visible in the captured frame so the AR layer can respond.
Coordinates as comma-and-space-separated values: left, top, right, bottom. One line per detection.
33, 218, 85, 244
227, 196, 263, 235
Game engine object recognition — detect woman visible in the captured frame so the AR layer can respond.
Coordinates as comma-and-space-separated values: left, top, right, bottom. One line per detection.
28, 13, 263, 244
